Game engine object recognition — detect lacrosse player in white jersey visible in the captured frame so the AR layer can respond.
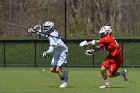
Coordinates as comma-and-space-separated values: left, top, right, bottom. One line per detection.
28, 21, 69, 88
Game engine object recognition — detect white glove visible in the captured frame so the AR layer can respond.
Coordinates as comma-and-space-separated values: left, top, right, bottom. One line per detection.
27, 27, 36, 33
85, 49, 94, 56
91, 40, 96, 45
43, 51, 49, 58
79, 40, 88, 47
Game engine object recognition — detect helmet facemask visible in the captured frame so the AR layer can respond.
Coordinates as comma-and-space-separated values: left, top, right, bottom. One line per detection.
42, 21, 54, 35
99, 26, 112, 37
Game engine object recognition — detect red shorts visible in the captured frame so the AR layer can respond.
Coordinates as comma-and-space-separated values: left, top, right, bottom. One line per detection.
102, 55, 122, 75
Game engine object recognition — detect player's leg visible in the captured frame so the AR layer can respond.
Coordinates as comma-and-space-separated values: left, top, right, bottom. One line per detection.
56, 66, 65, 81
57, 51, 68, 88
122, 69, 128, 81
50, 57, 57, 73
62, 70, 69, 82
106, 63, 120, 77
56, 65, 68, 88
100, 65, 111, 88
50, 56, 67, 88
50, 66, 57, 73
101, 65, 108, 80
107, 70, 128, 81
55, 66, 67, 88
100, 56, 114, 88
106, 58, 128, 81
58, 51, 68, 82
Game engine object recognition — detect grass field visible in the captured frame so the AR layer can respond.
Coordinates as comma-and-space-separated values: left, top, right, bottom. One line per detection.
0, 67, 140, 93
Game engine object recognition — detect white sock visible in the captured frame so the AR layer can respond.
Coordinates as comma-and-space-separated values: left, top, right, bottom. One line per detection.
105, 79, 110, 86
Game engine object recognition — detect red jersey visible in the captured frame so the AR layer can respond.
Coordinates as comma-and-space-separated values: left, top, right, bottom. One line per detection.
99, 35, 122, 74
99, 35, 121, 57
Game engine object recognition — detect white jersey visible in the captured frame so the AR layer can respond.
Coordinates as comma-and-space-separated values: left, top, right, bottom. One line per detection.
48, 30, 68, 53
48, 30, 68, 66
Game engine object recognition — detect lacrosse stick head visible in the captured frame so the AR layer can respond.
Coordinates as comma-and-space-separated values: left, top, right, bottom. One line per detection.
34, 25, 41, 32
85, 49, 94, 56
27, 25, 41, 33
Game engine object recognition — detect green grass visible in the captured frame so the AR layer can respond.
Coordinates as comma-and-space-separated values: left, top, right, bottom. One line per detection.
0, 67, 139, 93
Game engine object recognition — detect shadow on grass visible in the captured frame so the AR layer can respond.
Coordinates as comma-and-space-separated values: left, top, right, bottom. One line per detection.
49, 86, 59, 88
49, 85, 126, 89
109, 86, 126, 88
49, 85, 75, 88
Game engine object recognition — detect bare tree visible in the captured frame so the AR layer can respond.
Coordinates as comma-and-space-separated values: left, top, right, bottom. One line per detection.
0, 0, 140, 38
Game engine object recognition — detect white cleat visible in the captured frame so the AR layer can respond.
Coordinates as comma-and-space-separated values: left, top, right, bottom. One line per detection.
59, 82, 67, 88
123, 69, 128, 81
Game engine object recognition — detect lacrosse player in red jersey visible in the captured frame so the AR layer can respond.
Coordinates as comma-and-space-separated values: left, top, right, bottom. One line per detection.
79, 26, 128, 88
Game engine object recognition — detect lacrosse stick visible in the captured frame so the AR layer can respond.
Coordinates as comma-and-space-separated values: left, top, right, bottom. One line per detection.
0, 22, 33, 37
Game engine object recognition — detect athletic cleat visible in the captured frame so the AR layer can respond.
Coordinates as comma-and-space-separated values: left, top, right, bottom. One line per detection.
123, 69, 128, 81
59, 82, 67, 88
99, 85, 111, 88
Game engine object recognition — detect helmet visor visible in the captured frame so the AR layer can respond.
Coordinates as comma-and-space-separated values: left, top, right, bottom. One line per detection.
43, 26, 51, 32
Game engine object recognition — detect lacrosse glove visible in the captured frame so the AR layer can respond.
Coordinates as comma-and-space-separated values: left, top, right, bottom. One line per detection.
85, 49, 94, 56
79, 40, 88, 47
43, 51, 49, 58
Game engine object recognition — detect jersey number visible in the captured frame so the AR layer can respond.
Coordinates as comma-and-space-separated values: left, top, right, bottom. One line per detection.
113, 37, 119, 45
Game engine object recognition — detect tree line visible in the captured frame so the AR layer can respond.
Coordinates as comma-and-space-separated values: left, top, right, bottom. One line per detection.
0, 0, 140, 38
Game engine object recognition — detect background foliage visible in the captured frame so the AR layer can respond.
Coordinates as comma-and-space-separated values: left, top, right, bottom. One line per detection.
0, 0, 140, 39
